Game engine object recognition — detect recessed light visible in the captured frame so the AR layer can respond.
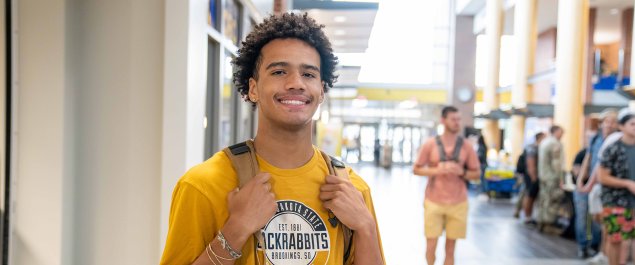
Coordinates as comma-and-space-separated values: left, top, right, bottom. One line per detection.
611, 8, 619, 15
335, 29, 346, 36
332, 40, 347, 46
334, 16, 347, 23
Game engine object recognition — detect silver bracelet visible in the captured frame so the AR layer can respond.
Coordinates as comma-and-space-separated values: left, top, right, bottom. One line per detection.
217, 231, 242, 259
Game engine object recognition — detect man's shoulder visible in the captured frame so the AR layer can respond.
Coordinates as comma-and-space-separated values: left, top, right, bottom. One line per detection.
346, 168, 371, 193
179, 151, 237, 191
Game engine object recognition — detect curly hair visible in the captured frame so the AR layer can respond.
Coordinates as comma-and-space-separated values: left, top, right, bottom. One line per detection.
232, 13, 338, 104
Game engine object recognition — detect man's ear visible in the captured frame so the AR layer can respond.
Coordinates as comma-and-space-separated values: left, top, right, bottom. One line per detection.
248, 78, 258, 102
320, 82, 325, 103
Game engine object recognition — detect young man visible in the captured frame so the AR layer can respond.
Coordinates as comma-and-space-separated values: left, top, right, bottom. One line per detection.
160, 13, 384, 265
413, 106, 481, 265
521, 132, 546, 225
575, 109, 619, 259
537, 125, 566, 231
598, 109, 635, 265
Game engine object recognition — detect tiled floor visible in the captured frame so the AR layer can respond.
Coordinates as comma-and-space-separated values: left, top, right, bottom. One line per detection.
352, 164, 587, 265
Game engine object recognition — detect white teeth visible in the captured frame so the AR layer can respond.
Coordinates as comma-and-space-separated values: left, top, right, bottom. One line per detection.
280, 100, 305, 105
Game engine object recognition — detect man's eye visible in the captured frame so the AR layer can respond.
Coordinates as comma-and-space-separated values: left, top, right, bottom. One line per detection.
304, 73, 316, 78
272, 70, 285, 75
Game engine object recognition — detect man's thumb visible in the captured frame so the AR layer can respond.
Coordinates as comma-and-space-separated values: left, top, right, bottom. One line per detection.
227, 188, 239, 200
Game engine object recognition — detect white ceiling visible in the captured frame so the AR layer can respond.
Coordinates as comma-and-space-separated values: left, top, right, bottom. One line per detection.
304, 9, 377, 53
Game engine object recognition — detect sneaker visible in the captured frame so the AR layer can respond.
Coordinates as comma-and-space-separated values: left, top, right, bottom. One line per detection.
577, 249, 589, 259
586, 253, 608, 265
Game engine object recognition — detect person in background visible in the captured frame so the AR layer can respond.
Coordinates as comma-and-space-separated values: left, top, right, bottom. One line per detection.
598, 108, 635, 265
571, 147, 599, 258
413, 106, 481, 265
476, 135, 489, 199
577, 109, 619, 261
517, 132, 546, 225
537, 125, 566, 232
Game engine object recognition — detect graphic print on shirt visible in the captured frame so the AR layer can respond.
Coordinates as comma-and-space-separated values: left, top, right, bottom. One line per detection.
258, 200, 330, 264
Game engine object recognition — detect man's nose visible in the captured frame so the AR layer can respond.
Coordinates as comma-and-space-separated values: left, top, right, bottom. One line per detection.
285, 72, 305, 90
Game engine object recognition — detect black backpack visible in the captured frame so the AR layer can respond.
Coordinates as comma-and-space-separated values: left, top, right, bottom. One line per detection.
516, 150, 527, 176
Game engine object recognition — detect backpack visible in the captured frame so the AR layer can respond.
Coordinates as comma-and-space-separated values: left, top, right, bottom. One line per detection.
434, 136, 463, 162
222, 139, 354, 263
516, 150, 527, 175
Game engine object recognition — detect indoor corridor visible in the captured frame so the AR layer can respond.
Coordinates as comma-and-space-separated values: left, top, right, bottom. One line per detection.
353, 164, 584, 265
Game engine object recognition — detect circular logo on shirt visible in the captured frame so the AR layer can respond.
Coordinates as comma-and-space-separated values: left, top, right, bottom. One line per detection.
258, 200, 330, 265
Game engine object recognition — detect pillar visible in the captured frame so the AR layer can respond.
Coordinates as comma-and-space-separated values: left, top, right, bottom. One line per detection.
483, 0, 504, 149
554, 0, 589, 170
511, 0, 537, 163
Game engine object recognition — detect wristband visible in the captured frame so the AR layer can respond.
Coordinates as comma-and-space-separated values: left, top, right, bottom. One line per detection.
217, 230, 242, 259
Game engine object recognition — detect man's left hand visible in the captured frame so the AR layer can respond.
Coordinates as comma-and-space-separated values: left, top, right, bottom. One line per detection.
319, 174, 374, 231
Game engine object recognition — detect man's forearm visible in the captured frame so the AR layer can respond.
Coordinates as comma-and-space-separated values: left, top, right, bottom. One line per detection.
413, 165, 438, 178
352, 219, 383, 265
464, 169, 480, 181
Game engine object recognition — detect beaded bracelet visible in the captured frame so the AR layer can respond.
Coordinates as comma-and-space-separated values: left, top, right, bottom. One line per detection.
217, 231, 242, 259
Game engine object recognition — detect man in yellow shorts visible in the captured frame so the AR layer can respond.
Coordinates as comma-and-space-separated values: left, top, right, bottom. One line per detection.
413, 106, 481, 265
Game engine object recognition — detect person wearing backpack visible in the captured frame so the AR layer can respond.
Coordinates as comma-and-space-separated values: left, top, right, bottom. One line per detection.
160, 13, 384, 265
413, 106, 481, 265
518, 132, 546, 226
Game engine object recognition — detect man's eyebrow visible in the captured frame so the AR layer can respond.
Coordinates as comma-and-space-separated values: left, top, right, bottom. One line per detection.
264, 62, 320, 72
265, 61, 289, 70
301, 64, 320, 72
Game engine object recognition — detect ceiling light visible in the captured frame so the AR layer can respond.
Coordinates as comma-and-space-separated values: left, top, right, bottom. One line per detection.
610, 8, 619, 15
334, 29, 346, 36
332, 40, 347, 46
334, 16, 347, 23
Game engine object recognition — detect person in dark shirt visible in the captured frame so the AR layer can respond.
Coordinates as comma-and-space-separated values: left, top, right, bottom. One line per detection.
598, 109, 635, 265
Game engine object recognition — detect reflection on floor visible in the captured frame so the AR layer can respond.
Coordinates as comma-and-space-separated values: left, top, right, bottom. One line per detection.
351, 164, 586, 265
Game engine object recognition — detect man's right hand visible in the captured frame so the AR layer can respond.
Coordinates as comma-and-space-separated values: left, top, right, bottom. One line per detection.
626, 181, 635, 195
226, 173, 277, 234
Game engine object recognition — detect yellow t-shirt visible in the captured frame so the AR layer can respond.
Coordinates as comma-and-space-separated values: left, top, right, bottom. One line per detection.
160, 147, 384, 265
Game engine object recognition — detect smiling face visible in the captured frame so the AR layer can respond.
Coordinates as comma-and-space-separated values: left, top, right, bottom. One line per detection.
248, 38, 325, 131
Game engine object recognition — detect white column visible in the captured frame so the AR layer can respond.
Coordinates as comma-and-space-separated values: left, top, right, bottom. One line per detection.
554, 0, 589, 170
483, 0, 504, 149
511, 0, 537, 162
14, 0, 70, 264
162, 0, 209, 252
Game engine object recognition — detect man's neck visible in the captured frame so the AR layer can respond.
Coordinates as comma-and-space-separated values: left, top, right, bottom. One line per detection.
253, 124, 315, 169
622, 134, 635, 145
441, 131, 458, 141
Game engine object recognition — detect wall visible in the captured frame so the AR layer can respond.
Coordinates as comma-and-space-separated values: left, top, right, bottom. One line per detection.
70, 1, 164, 264
13, 0, 70, 264
596, 42, 621, 74
14, 0, 167, 264
532, 27, 557, 103
451, 15, 477, 128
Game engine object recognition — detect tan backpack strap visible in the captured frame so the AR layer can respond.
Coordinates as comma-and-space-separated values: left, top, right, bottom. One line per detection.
320, 151, 349, 179
319, 150, 354, 262
222, 140, 263, 257
222, 139, 259, 188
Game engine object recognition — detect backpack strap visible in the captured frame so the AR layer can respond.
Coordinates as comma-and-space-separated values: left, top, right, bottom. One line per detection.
451, 137, 464, 162
435, 136, 463, 162
222, 140, 263, 258
434, 136, 447, 162
319, 151, 354, 263
223, 139, 259, 188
